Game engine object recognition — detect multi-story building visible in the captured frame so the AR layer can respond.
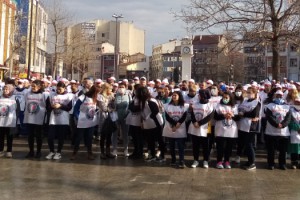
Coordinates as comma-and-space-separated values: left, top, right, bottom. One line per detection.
0, 0, 16, 80
15, 0, 48, 79
243, 37, 299, 82
161, 47, 181, 81
151, 39, 181, 80
64, 20, 145, 80
192, 35, 228, 82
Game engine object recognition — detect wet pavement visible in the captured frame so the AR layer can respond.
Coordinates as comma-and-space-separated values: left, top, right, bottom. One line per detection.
1, 138, 300, 200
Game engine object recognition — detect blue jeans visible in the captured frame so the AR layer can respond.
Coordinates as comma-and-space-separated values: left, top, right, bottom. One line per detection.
169, 138, 185, 163
74, 127, 94, 152
112, 119, 129, 151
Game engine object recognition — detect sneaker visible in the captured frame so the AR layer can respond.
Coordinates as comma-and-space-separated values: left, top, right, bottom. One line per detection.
178, 161, 186, 169
124, 149, 129, 157
224, 161, 231, 169
268, 165, 274, 170
292, 165, 297, 169
112, 149, 118, 157
145, 156, 156, 162
0, 151, 5, 157
244, 164, 256, 170
279, 165, 287, 170
46, 152, 55, 160
203, 160, 209, 169
100, 153, 107, 159
25, 152, 34, 158
6, 152, 12, 158
155, 157, 166, 163
235, 156, 240, 164
191, 160, 199, 168
156, 150, 161, 158
53, 153, 62, 160
216, 162, 224, 169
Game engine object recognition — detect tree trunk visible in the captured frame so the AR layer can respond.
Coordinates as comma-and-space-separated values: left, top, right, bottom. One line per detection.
271, 38, 280, 81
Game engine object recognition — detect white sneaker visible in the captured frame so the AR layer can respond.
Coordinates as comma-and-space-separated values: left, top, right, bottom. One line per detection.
203, 160, 209, 169
156, 150, 161, 158
235, 156, 240, 164
46, 152, 55, 160
124, 149, 129, 157
191, 160, 199, 168
6, 152, 12, 158
112, 149, 118, 157
53, 153, 62, 160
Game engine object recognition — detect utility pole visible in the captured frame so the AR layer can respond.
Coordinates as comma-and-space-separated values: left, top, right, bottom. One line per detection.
27, 0, 34, 79
112, 14, 123, 80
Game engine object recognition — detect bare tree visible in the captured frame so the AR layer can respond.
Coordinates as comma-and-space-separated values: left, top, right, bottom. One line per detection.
43, 0, 73, 78
176, 0, 300, 80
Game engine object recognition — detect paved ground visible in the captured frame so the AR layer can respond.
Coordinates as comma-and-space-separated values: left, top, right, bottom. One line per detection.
1, 138, 300, 200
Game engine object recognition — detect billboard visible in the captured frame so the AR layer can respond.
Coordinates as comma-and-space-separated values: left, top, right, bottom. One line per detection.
81, 23, 96, 42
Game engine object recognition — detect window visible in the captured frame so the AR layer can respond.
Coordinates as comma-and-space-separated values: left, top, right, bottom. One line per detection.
290, 58, 297, 67
102, 33, 105, 37
290, 45, 297, 52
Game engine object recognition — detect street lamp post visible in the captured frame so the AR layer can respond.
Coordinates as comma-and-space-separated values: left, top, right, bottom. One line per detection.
112, 14, 123, 80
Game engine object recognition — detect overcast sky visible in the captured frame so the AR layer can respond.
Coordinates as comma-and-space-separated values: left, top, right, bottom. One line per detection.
62, 0, 189, 55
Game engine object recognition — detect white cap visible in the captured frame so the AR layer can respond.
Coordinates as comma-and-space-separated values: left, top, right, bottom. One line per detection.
206, 79, 213, 85
52, 80, 58, 84
288, 84, 297, 90
162, 78, 169, 85
275, 84, 282, 89
70, 80, 77, 84
18, 79, 24, 83
60, 78, 68, 83
122, 79, 128, 83
47, 75, 52, 78
156, 79, 161, 83
188, 79, 195, 83
275, 90, 283, 95
148, 81, 155, 85
113, 83, 119, 87
133, 77, 139, 80
23, 79, 29, 83
109, 77, 116, 81
264, 81, 272, 86
140, 76, 147, 80
42, 78, 51, 84
95, 79, 102, 83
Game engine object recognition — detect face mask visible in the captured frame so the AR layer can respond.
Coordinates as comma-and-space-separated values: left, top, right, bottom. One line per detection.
118, 88, 126, 94
235, 91, 242, 97
222, 99, 230, 104
211, 89, 218, 96
273, 98, 284, 105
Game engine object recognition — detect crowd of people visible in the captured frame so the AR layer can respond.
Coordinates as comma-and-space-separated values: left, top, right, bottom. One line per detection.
0, 75, 299, 170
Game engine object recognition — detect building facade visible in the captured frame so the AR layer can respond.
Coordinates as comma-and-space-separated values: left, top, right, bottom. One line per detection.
15, 0, 48, 79
0, 0, 16, 80
64, 20, 145, 80
151, 39, 181, 80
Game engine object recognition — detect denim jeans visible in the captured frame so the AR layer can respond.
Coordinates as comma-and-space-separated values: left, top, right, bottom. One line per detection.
112, 119, 129, 151
74, 127, 95, 152
169, 138, 185, 163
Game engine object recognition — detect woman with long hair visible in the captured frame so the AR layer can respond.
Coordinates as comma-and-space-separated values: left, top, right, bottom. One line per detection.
71, 85, 101, 160
137, 86, 164, 162
163, 91, 188, 168
98, 83, 116, 159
